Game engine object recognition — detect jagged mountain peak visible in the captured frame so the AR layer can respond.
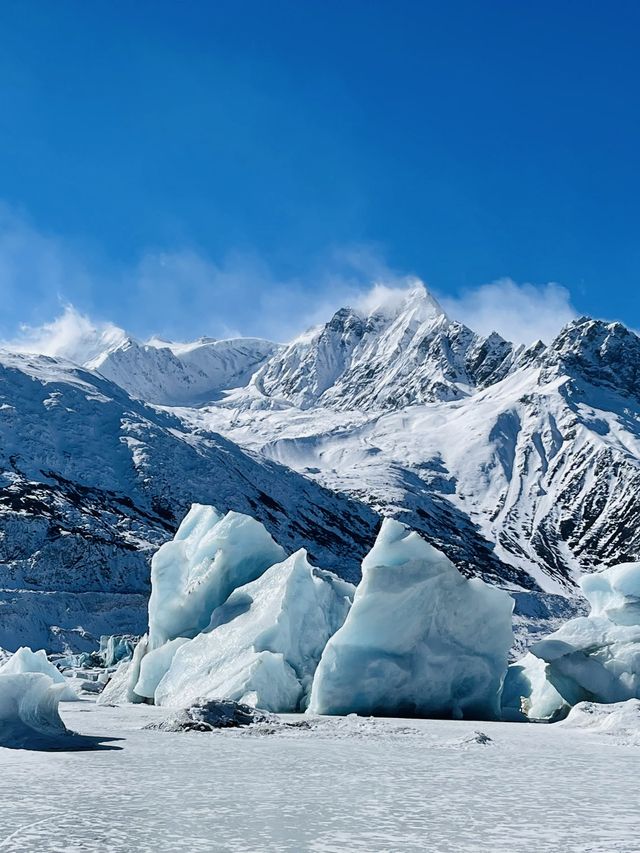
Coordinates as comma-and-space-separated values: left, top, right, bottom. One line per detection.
252, 282, 513, 410
359, 280, 446, 324
543, 315, 640, 399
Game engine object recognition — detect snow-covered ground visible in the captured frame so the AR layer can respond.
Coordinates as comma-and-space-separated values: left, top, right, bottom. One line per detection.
0, 700, 638, 853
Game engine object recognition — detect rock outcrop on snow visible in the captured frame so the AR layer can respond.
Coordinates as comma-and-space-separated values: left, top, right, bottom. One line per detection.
503, 561, 640, 720
308, 518, 514, 719
145, 699, 276, 732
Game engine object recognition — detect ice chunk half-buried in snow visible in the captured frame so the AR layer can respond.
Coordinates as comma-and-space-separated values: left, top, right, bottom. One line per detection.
0, 647, 77, 701
308, 518, 513, 719
147, 504, 286, 649
151, 550, 354, 712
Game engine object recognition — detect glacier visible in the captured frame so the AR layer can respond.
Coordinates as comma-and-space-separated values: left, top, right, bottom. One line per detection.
98, 634, 149, 706
504, 561, 640, 720
309, 518, 513, 719
0, 646, 77, 701
151, 548, 353, 710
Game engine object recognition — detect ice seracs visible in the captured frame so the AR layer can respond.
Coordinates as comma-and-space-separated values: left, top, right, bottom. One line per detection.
0, 647, 77, 701
150, 549, 353, 711
132, 507, 516, 716
503, 561, 640, 720
0, 673, 72, 749
147, 504, 286, 649
308, 518, 514, 719
500, 652, 568, 722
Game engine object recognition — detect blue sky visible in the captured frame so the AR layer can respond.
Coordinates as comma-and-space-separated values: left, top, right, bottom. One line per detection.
0, 0, 639, 345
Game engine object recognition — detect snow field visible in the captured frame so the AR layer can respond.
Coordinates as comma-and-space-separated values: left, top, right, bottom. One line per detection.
0, 700, 638, 853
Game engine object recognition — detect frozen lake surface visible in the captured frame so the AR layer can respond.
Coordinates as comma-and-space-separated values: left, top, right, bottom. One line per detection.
0, 700, 638, 853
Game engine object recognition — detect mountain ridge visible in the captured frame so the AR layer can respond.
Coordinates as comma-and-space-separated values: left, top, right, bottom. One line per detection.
2, 284, 638, 654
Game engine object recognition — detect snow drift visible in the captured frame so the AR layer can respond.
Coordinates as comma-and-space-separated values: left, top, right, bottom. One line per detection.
308, 518, 514, 719
560, 699, 640, 745
503, 561, 640, 720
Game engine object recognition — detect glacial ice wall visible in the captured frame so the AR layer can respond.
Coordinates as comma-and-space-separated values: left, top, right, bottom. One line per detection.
152, 550, 353, 710
147, 504, 286, 649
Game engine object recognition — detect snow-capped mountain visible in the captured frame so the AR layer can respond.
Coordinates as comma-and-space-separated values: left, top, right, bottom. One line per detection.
199, 312, 640, 607
251, 284, 516, 409
3, 281, 639, 655
0, 351, 377, 651
87, 334, 280, 406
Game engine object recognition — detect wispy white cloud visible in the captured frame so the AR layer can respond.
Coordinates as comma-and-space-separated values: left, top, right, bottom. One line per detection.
440, 278, 579, 345
7, 305, 126, 364
0, 203, 581, 353
0, 203, 93, 325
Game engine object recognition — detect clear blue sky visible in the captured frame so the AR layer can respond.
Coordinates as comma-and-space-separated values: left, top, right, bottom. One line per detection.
0, 0, 639, 342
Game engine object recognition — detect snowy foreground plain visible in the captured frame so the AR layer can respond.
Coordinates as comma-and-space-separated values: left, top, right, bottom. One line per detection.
0, 700, 638, 853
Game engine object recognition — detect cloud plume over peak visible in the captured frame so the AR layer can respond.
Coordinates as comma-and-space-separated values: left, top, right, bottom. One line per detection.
5, 305, 126, 365
0, 203, 581, 352
440, 278, 578, 346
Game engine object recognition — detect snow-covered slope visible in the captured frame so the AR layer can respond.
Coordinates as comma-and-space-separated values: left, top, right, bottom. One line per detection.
87, 334, 279, 405
194, 314, 640, 613
0, 351, 378, 651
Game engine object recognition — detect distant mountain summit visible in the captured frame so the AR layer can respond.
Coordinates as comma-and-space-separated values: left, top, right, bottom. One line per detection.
251, 283, 517, 409
86, 334, 280, 406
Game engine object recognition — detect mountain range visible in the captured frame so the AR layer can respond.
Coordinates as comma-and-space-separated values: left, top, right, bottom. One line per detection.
2, 283, 638, 654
